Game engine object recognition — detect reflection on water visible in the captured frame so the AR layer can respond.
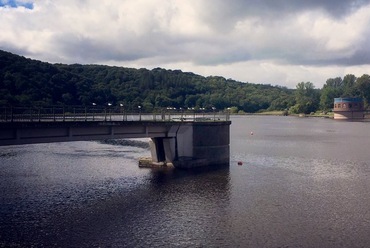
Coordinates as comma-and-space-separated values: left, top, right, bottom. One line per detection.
1, 116, 370, 247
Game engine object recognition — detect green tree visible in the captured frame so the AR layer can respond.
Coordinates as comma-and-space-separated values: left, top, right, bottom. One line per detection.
320, 77, 343, 111
342, 74, 357, 97
292, 82, 319, 114
355, 74, 370, 108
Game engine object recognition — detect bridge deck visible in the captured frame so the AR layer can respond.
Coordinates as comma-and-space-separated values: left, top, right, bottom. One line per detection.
0, 107, 230, 148
0, 121, 181, 146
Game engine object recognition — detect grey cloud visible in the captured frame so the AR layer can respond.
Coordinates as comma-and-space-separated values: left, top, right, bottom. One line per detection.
319, 49, 370, 66
201, 0, 370, 31
207, 0, 370, 17
51, 32, 170, 63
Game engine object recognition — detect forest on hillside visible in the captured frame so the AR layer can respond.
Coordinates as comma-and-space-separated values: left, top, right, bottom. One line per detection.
1, 50, 369, 114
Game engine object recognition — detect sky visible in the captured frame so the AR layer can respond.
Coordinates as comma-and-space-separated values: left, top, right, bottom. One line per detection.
1, 0, 370, 88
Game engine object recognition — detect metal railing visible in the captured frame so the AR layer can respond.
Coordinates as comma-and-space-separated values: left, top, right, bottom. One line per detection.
0, 106, 230, 123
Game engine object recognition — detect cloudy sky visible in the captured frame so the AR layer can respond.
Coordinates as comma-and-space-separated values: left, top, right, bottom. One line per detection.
1, 0, 370, 88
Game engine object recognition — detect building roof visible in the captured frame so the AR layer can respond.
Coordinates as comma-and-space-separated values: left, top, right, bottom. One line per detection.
334, 97, 363, 103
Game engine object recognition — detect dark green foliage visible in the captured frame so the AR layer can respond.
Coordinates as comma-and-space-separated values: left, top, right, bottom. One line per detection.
0, 49, 295, 112
0, 50, 92, 106
290, 82, 320, 114
355, 74, 370, 107
319, 74, 369, 110
2, 49, 366, 113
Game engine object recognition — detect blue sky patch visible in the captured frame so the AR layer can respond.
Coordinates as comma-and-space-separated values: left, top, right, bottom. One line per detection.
0, 0, 34, 9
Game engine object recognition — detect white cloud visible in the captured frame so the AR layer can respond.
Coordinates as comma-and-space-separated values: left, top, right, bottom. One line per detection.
1, 0, 370, 88
297, 6, 370, 53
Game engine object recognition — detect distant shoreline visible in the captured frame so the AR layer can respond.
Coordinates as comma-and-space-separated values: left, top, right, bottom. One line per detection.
231, 111, 333, 118
231, 111, 370, 120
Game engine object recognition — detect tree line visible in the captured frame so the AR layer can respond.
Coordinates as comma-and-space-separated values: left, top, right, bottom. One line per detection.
290, 74, 370, 114
0, 50, 369, 114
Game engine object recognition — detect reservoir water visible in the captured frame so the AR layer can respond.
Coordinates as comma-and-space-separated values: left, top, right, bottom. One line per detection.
1, 116, 370, 247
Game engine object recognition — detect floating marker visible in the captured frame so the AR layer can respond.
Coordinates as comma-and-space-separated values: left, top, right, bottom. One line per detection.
237, 161, 243, 165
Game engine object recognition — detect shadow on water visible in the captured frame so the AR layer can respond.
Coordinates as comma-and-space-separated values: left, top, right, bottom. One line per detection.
148, 163, 230, 184
99, 139, 150, 149
1, 163, 231, 247
55, 165, 231, 247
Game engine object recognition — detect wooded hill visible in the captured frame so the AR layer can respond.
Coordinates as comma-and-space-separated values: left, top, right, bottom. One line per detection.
1, 49, 369, 114
0, 50, 294, 113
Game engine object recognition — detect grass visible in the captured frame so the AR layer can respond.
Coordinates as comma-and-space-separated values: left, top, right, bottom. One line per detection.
254, 111, 285, 116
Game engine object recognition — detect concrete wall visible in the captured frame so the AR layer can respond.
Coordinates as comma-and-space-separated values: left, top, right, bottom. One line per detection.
149, 121, 231, 168
168, 122, 230, 168
176, 125, 193, 158
191, 122, 230, 166
334, 111, 365, 120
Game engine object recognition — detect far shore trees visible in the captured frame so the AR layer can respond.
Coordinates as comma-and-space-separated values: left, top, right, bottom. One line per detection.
1, 49, 369, 114
290, 82, 320, 114
318, 74, 370, 111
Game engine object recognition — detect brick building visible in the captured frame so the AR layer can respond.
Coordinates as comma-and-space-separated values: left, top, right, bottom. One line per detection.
333, 97, 364, 120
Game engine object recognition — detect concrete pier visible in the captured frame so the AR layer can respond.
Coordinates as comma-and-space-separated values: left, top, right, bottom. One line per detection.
150, 122, 231, 168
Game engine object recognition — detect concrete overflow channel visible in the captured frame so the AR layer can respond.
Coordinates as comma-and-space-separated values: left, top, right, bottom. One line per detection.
0, 106, 231, 169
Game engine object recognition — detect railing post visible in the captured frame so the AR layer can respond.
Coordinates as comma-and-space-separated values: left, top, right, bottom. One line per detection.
138, 106, 142, 121
11, 106, 13, 122
53, 107, 56, 122
38, 108, 41, 122
104, 108, 107, 121
73, 108, 76, 121
85, 107, 87, 121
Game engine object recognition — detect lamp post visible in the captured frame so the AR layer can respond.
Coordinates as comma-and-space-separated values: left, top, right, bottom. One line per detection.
200, 107, 205, 119
108, 103, 112, 121
138, 105, 142, 121
120, 103, 124, 121
180, 107, 183, 121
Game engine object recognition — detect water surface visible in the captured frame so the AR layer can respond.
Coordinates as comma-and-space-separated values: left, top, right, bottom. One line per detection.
1, 116, 370, 247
